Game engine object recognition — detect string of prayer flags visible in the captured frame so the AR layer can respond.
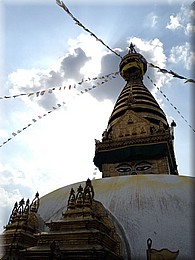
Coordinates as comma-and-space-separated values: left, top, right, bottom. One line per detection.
56, 0, 122, 59
0, 72, 119, 101
0, 73, 119, 148
148, 62, 195, 84
147, 75, 195, 133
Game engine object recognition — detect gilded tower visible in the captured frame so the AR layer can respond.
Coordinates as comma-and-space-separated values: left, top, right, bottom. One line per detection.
94, 44, 178, 177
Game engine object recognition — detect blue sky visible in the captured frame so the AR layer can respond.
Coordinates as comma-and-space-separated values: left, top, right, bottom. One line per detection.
0, 0, 194, 232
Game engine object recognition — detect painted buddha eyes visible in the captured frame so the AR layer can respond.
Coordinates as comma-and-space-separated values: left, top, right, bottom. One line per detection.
116, 162, 152, 174
116, 164, 131, 173
135, 162, 151, 171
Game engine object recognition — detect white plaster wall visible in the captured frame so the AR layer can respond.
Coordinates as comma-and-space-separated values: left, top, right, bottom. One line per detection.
39, 175, 195, 259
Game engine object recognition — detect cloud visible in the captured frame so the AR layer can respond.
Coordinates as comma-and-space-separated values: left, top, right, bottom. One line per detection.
5, 33, 173, 115
185, 22, 195, 35
151, 15, 158, 28
7, 47, 90, 111
166, 15, 182, 30
0, 164, 34, 232
168, 42, 195, 70
60, 47, 91, 81
88, 50, 125, 101
5, 34, 107, 114
146, 12, 158, 28
166, 5, 195, 36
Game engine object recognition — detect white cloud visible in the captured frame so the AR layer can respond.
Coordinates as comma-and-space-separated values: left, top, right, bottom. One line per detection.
166, 5, 194, 36
145, 12, 158, 28
168, 42, 195, 70
185, 23, 195, 35
151, 15, 158, 28
0, 163, 35, 232
166, 15, 182, 30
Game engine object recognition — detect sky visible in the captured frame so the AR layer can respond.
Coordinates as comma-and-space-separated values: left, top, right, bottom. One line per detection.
0, 0, 194, 232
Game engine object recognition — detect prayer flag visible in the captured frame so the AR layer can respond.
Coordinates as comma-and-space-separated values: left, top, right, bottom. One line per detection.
40, 90, 46, 95
158, 68, 169, 73
57, 0, 71, 14
184, 78, 195, 83
170, 70, 187, 79
12, 132, 17, 136
56, 0, 61, 6
75, 20, 82, 26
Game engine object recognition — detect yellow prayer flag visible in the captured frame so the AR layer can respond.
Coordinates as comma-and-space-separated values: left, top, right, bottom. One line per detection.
28, 93, 34, 97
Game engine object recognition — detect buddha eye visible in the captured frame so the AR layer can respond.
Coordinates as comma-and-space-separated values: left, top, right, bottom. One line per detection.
116, 163, 132, 173
135, 162, 152, 171
136, 165, 150, 171
117, 167, 131, 173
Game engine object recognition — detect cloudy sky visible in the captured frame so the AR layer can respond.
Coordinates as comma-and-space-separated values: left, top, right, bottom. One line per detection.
0, 0, 194, 232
